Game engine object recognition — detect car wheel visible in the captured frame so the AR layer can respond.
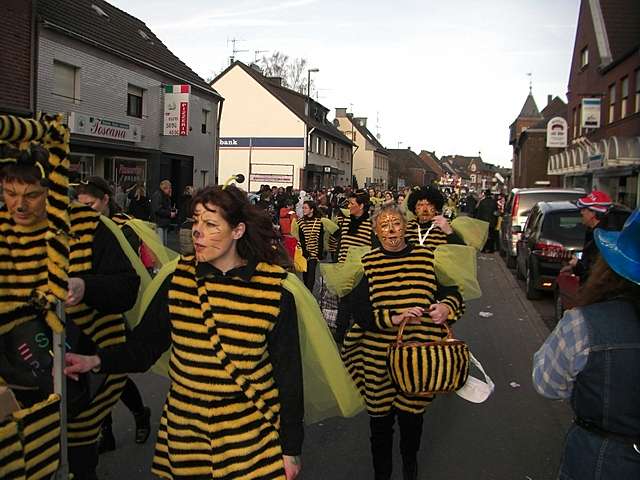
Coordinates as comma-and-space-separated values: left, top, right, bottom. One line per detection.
506, 252, 517, 269
554, 288, 564, 322
526, 263, 542, 300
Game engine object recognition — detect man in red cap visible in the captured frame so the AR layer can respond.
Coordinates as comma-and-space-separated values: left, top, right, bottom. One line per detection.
562, 190, 613, 282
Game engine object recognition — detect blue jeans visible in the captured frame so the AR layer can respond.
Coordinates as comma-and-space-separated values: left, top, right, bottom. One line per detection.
157, 227, 168, 246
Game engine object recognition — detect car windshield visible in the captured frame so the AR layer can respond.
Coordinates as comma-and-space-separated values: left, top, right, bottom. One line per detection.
517, 192, 583, 216
541, 211, 586, 244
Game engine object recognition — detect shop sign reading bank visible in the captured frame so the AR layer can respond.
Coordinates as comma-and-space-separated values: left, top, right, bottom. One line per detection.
68, 112, 141, 142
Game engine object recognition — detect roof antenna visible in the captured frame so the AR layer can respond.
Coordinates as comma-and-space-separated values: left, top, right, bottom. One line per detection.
227, 37, 248, 65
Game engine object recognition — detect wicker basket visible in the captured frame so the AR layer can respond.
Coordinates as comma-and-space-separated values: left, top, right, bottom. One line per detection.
387, 320, 470, 396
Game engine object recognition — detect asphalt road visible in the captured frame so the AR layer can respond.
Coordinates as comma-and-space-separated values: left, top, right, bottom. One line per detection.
97, 251, 572, 480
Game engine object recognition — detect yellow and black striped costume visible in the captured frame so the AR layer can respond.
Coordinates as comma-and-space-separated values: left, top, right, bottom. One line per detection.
405, 219, 463, 249
0, 394, 61, 479
0, 204, 129, 447
337, 215, 373, 263
342, 245, 463, 416
298, 218, 323, 260
150, 257, 296, 480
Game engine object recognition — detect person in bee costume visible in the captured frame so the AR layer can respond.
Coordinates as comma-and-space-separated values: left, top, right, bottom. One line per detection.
64, 183, 363, 480
0, 114, 140, 480
341, 203, 465, 480
75, 177, 154, 451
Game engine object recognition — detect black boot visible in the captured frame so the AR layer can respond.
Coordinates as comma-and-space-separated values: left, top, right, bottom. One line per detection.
134, 406, 151, 444
98, 423, 116, 454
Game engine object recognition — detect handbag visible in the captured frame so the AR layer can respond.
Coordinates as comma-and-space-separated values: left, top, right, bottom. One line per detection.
0, 317, 106, 417
387, 320, 470, 396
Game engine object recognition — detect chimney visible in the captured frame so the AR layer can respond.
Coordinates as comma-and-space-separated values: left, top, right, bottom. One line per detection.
335, 107, 347, 118
547, 94, 553, 106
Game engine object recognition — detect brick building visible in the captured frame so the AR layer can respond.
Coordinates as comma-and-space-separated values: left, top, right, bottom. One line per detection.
1, 0, 36, 115
387, 148, 434, 188
509, 93, 566, 188
548, 0, 640, 208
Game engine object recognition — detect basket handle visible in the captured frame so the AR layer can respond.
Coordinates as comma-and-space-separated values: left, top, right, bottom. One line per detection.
395, 315, 452, 345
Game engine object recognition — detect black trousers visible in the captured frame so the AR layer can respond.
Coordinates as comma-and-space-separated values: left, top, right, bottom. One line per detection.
69, 442, 99, 480
334, 293, 353, 344
303, 258, 318, 292
102, 377, 144, 429
370, 409, 424, 480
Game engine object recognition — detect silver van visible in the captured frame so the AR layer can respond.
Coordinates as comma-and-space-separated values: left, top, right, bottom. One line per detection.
500, 187, 585, 268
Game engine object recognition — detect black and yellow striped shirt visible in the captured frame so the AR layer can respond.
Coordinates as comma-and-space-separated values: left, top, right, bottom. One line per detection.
342, 244, 464, 416
337, 214, 374, 263
298, 217, 323, 260
0, 203, 139, 446
405, 219, 464, 248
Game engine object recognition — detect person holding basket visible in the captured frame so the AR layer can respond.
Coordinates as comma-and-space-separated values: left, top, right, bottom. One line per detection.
341, 203, 465, 480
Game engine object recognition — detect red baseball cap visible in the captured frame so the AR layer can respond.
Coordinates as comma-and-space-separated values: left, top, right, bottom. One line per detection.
576, 190, 612, 213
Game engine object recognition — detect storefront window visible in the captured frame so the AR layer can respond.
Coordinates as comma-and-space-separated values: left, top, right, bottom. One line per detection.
68, 153, 95, 184
103, 157, 146, 210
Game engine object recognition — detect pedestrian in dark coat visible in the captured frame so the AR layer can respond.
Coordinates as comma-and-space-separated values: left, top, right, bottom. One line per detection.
151, 179, 175, 245
475, 189, 498, 252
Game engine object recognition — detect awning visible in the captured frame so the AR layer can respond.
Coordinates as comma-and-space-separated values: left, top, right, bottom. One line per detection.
548, 135, 640, 176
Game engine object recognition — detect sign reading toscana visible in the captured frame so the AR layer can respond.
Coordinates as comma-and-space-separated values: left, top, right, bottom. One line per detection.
163, 84, 190, 136
68, 112, 141, 142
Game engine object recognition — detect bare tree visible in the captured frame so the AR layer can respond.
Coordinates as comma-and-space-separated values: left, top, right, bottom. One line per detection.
288, 58, 308, 94
259, 52, 314, 95
260, 51, 289, 79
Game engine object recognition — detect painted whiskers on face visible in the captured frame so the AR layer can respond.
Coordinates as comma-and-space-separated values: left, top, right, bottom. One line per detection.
2, 180, 48, 227
191, 203, 245, 269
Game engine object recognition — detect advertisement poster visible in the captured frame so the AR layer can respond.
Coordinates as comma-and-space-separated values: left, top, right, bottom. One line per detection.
163, 85, 190, 136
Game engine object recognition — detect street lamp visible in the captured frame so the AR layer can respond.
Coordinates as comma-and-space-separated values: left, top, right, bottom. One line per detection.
304, 68, 319, 190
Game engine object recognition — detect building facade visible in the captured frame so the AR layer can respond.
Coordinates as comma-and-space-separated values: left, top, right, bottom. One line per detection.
387, 148, 430, 188
335, 108, 389, 189
510, 94, 566, 188
212, 62, 353, 192
548, 0, 640, 208
35, 0, 222, 214
1, 0, 36, 115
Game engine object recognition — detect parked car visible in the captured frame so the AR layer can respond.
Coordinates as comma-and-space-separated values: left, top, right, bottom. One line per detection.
553, 204, 632, 320
500, 187, 584, 268
515, 201, 586, 299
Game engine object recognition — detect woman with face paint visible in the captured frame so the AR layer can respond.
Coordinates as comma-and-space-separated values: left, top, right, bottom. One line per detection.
341, 204, 465, 480
291, 200, 338, 292
405, 186, 465, 248
64, 185, 305, 480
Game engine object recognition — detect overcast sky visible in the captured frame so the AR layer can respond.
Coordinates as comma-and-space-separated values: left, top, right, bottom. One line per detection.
109, 0, 581, 167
